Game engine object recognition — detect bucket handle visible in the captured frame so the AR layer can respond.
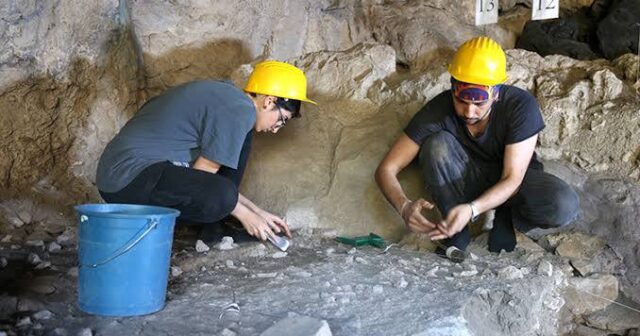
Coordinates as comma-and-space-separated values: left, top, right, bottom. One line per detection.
80, 216, 159, 268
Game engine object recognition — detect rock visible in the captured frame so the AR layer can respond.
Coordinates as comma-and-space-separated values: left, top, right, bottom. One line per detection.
48, 242, 62, 252
26, 240, 45, 247
215, 237, 238, 251
220, 329, 237, 336
396, 278, 409, 288
27, 253, 42, 265
565, 274, 619, 315
56, 232, 74, 247
546, 232, 622, 277
16, 316, 32, 327
354, 257, 368, 264
32, 309, 53, 320
572, 325, 611, 336
0, 257, 7, 268
372, 285, 384, 294
17, 210, 32, 224
195, 240, 210, 253
497, 266, 524, 280
34, 261, 52, 270
77, 328, 93, 336
516, 11, 598, 60
256, 273, 278, 278
50, 328, 68, 336
347, 248, 356, 255
260, 314, 332, 336
7, 216, 24, 228
596, 0, 640, 59
537, 260, 554, 277
170, 266, 183, 277
0, 235, 11, 243
584, 296, 640, 331
225, 260, 234, 268
272, 252, 288, 259
67, 267, 79, 277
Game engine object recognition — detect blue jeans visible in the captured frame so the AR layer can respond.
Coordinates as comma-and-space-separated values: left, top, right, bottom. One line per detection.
418, 132, 580, 252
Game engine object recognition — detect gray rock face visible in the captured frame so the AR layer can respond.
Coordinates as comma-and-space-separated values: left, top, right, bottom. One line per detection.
516, 0, 639, 60
597, 0, 640, 59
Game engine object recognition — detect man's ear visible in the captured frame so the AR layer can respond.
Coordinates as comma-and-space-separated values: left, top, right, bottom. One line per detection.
263, 95, 277, 109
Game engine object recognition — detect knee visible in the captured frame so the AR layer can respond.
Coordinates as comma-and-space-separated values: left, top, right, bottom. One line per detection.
547, 184, 580, 227
199, 178, 238, 222
419, 132, 457, 168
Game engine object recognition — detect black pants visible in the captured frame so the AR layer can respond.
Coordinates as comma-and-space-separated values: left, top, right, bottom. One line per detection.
100, 132, 253, 224
418, 131, 580, 252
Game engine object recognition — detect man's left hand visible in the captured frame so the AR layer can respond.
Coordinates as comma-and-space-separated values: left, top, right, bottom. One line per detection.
429, 204, 472, 240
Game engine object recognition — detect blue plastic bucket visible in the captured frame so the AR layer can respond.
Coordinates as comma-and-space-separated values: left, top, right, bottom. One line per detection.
75, 204, 180, 316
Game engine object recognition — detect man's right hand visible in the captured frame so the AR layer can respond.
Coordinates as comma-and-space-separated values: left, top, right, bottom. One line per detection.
400, 198, 438, 233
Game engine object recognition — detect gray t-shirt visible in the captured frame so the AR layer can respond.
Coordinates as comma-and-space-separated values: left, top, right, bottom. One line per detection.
96, 80, 256, 193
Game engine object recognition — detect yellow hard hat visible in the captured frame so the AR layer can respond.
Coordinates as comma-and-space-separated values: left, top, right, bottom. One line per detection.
244, 60, 317, 105
448, 36, 507, 86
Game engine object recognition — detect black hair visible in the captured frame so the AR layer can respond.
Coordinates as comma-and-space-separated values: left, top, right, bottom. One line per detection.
248, 93, 302, 118
274, 97, 301, 118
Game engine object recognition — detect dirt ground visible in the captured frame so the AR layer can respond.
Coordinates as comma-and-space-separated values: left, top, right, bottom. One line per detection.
1, 225, 639, 336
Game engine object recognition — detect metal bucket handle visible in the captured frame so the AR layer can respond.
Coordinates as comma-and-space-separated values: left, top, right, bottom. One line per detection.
80, 215, 159, 268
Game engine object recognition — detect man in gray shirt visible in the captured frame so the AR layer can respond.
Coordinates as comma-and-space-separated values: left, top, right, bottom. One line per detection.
97, 61, 316, 242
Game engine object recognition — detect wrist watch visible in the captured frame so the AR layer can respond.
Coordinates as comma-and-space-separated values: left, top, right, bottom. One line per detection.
469, 202, 479, 222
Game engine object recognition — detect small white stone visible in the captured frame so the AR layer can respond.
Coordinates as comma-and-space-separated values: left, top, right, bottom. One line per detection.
396, 278, 408, 288
34, 261, 51, 270
537, 260, 553, 277
256, 272, 278, 278
345, 256, 354, 263
497, 266, 524, 280
458, 270, 478, 277
16, 316, 32, 327
0, 257, 7, 268
1, 235, 11, 243
200, 266, 207, 272
347, 247, 357, 255
325, 247, 335, 255
17, 210, 32, 224
27, 253, 41, 265
48, 242, 62, 253
292, 271, 312, 278
77, 328, 93, 336
355, 257, 368, 264
195, 240, 210, 252
225, 260, 235, 268
426, 266, 439, 277
338, 297, 350, 304
272, 252, 288, 259
26, 240, 44, 247
8, 217, 24, 228
33, 310, 53, 320
215, 236, 238, 250
56, 233, 73, 246
67, 267, 79, 277
220, 328, 237, 336
171, 266, 183, 277
372, 285, 384, 294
